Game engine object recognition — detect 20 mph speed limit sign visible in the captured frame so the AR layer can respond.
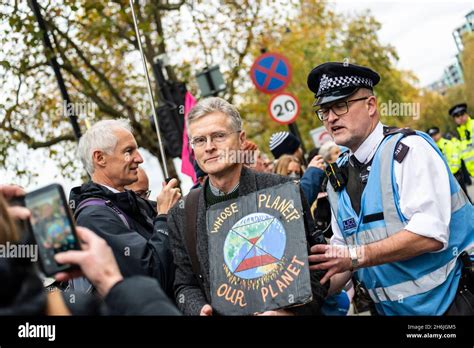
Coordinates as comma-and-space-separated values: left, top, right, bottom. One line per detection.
268, 93, 300, 125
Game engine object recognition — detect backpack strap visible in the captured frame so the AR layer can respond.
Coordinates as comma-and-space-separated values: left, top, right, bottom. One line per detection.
184, 188, 204, 290
75, 198, 131, 229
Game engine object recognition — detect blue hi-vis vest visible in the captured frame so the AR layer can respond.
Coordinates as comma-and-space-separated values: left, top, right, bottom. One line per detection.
326, 131, 474, 315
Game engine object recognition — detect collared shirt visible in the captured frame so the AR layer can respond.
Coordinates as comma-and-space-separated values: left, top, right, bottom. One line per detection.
330, 122, 451, 251
99, 184, 120, 194
209, 180, 240, 196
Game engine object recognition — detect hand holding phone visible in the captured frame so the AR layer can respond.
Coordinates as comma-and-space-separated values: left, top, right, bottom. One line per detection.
23, 184, 81, 276
0, 184, 26, 200
1, 185, 30, 222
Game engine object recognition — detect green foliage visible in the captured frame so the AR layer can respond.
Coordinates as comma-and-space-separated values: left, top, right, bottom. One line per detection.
0, 0, 469, 182
0, 0, 293, 181
238, 1, 468, 154
239, 1, 421, 154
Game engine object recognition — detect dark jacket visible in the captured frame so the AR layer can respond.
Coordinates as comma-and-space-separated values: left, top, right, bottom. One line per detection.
0, 255, 180, 315
300, 167, 325, 206
64, 275, 182, 315
104, 276, 181, 315
0, 257, 46, 315
168, 167, 328, 315
69, 182, 174, 296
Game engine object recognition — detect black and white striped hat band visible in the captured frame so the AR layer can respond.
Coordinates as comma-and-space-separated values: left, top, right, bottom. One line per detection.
269, 131, 289, 151
317, 74, 374, 96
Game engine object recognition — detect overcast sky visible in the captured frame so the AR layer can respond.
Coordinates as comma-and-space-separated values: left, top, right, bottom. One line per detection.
2, 0, 473, 194
330, 0, 473, 86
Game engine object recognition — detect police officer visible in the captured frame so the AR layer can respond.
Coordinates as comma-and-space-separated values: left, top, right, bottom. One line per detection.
449, 103, 474, 180
427, 126, 470, 200
306, 62, 474, 315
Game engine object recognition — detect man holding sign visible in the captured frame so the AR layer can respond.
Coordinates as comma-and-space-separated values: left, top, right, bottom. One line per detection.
168, 97, 328, 315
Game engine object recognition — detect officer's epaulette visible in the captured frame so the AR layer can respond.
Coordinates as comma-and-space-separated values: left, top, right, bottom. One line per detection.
394, 142, 409, 163
382, 126, 414, 163
383, 126, 417, 137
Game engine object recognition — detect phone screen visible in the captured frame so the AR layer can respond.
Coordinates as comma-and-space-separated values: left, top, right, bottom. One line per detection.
24, 184, 80, 276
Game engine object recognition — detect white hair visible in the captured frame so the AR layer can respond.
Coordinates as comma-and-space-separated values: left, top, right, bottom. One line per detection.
186, 97, 242, 136
77, 119, 132, 175
319, 141, 339, 162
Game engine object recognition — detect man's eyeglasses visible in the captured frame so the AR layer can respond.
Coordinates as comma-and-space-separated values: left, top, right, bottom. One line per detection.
135, 190, 151, 199
314, 96, 370, 121
190, 130, 241, 149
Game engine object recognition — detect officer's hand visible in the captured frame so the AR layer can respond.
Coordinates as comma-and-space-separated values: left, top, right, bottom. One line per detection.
308, 244, 352, 285
308, 155, 325, 171
200, 304, 213, 316
156, 178, 181, 215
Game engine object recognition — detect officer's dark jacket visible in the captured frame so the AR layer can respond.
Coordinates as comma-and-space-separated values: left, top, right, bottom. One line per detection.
69, 182, 174, 296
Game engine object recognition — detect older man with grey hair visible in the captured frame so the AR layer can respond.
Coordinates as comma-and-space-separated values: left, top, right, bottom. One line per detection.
167, 97, 328, 316
69, 119, 180, 296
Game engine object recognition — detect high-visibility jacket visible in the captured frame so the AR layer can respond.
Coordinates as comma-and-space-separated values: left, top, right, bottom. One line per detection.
436, 137, 462, 174
457, 116, 474, 176
326, 131, 474, 315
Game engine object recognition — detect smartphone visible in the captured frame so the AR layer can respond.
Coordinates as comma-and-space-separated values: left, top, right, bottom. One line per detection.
23, 183, 81, 276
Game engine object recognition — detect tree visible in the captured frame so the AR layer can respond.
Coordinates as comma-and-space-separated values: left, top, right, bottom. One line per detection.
1, 0, 188, 180
461, 32, 474, 109
238, 1, 422, 154
0, 0, 292, 181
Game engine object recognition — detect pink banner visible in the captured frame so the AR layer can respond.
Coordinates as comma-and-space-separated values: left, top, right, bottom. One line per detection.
181, 92, 197, 183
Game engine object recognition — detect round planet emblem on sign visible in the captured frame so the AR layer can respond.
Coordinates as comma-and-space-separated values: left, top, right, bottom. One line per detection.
223, 213, 286, 280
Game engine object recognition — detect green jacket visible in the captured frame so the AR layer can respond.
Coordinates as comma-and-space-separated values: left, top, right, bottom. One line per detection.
457, 116, 474, 176
436, 137, 462, 174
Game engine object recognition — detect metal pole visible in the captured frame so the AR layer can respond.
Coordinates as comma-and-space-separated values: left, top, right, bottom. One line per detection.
129, 0, 169, 178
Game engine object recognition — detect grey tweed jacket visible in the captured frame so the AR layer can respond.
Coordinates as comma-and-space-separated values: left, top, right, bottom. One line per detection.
167, 166, 328, 315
